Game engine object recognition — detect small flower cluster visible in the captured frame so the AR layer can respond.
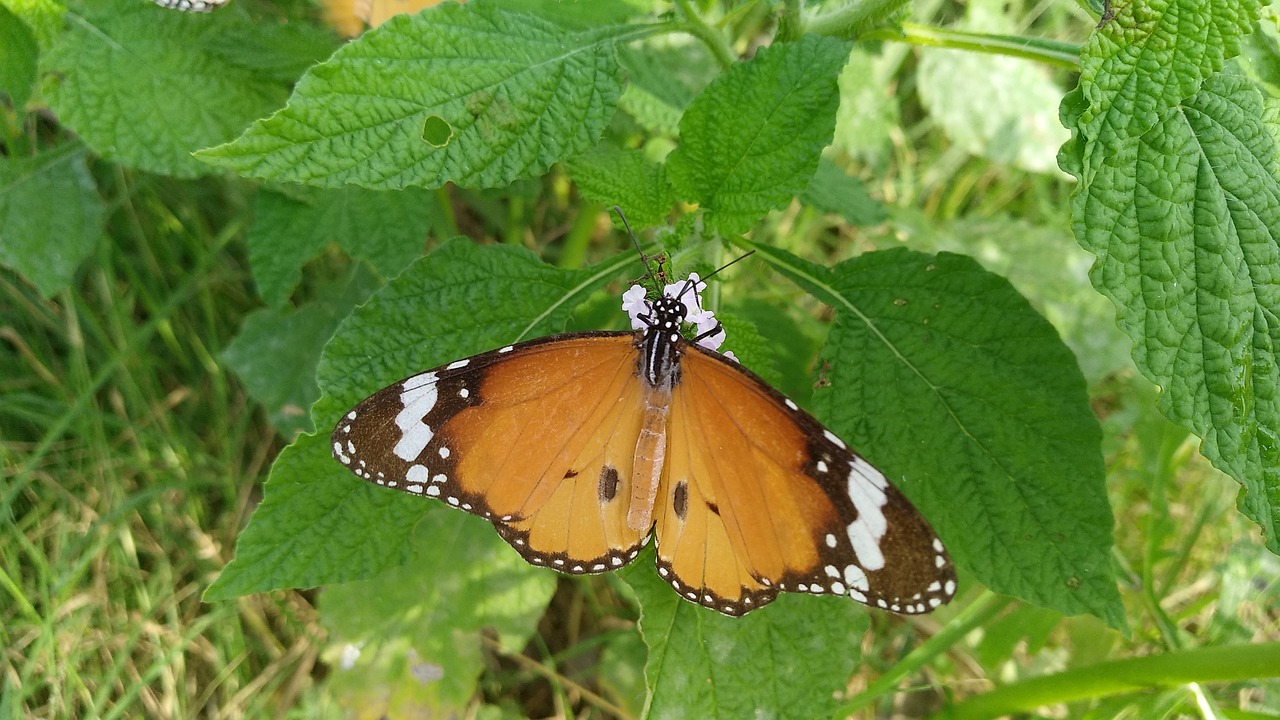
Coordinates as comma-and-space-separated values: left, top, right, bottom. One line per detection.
622, 273, 738, 362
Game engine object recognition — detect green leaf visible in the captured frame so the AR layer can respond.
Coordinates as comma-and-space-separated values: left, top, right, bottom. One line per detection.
712, 313, 781, 388
321, 512, 556, 715
1061, 0, 1280, 551
916, 0, 1070, 174
319, 238, 633, 407
725, 297, 824, 403
248, 186, 431, 307
2, 0, 62, 50
565, 145, 675, 228
622, 552, 868, 720
1075, 71, 1280, 552
1237, 8, 1280, 99
0, 3, 37, 109
1062, 0, 1258, 173
221, 267, 380, 437
0, 147, 102, 297
198, 1, 626, 190
616, 42, 711, 136
754, 244, 1123, 626
831, 47, 898, 165
41, 4, 299, 178
498, 0, 647, 30
205, 423, 429, 600
211, 241, 632, 599
666, 35, 852, 235
799, 157, 886, 226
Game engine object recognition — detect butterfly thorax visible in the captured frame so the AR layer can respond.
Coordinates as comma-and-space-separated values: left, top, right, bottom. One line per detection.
637, 295, 687, 387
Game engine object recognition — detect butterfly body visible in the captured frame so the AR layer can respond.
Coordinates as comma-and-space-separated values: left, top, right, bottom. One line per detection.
333, 277, 956, 616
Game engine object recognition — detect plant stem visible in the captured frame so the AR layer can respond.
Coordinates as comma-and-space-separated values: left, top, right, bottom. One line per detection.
946, 642, 1280, 719
673, 0, 737, 69
864, 22, 1082, 70
803, 0, 910, 39
836, 592, 1014, 716
776, 0, 804, 42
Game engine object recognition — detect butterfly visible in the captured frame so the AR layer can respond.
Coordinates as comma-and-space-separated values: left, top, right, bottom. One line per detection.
153, 0, 228, 11
331, 253, 957, 617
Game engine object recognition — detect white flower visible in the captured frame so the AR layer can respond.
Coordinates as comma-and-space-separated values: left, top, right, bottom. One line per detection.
621, 285, 650, 330
692, 310, 725, 351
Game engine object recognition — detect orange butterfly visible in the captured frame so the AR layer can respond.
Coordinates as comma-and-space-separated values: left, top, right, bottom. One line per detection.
153, 0, 229, 11
332, 256, 956, 616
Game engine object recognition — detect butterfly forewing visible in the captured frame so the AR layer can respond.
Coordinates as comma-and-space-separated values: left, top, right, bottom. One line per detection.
333, 332, 652, 573
655, 344, 956, 615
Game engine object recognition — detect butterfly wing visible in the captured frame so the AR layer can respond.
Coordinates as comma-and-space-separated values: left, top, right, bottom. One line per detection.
333, 332, 653, 573
655, 343, 956, 616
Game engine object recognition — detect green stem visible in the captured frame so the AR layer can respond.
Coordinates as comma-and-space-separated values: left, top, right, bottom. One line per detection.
865, 22, 1082, 70
836, 592, 1013, 716
776, 0, 804, 42
673, 0, 737, 69
804, 0, 911, 39
946, 643, 1280, 720
557, 203, 602, 269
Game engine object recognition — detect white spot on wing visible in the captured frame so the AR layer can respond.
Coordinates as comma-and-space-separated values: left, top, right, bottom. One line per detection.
393, 373, 439, 461
823, 429, 847, 449
845, 458, 889, 571
844, 564, 869, 592
447, 359, 470, 370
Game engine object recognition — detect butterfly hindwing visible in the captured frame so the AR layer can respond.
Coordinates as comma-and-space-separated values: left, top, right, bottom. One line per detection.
333, 332, 652, 573
655, 343, 957, 616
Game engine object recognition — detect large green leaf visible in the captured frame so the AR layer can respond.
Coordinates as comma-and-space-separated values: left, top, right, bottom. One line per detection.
41, 2, 325, 178
321, 512, 556, 716
622, 551, 868, 720
666, 34, 852, 235
565, 145, 676, 229
221, 267, 380, 437
198, 0, 626, 190
248, 186, 430, 307
0, 3, 37, 109
754, 244, 1123, 626
0, 147, 102, 297
1060, 0, 1280, 551
205, 423, 429, 600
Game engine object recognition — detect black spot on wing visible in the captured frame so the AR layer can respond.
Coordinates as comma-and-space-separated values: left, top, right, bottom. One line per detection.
673, 480, 688, 520
598, 465, 619, 503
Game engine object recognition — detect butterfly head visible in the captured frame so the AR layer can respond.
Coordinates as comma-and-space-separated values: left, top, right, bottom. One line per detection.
622, 273, 736, 361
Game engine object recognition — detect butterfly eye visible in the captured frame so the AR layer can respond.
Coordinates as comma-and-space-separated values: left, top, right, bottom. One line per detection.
334, 272, 955, 616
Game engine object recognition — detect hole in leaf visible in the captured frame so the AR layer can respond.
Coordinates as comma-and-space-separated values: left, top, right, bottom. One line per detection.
422, 115, 453, 147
